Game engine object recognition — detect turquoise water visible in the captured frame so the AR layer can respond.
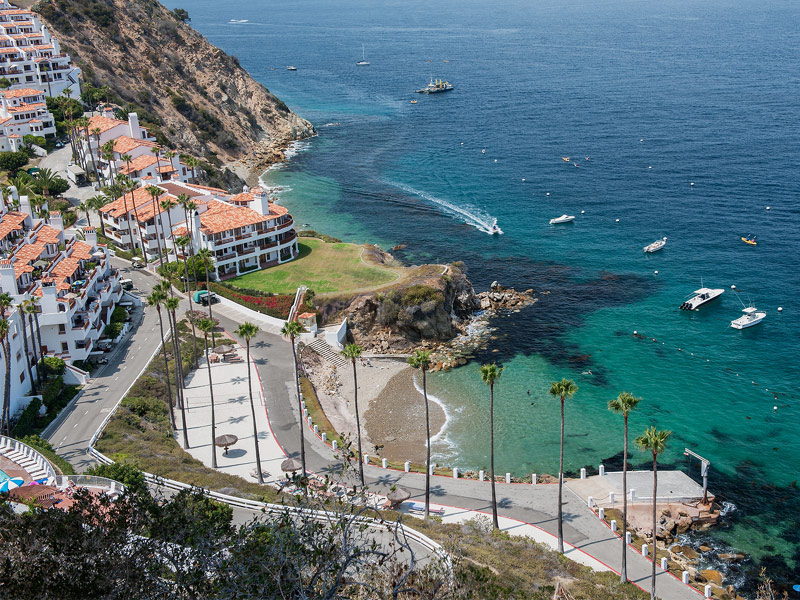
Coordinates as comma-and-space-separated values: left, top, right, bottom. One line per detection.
169, 0, 800, 587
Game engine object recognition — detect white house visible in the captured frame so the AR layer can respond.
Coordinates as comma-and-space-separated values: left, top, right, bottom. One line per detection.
0, 87, 56, 151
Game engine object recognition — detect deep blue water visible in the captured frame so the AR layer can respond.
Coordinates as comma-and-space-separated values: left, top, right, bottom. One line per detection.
169, 0, 800, 589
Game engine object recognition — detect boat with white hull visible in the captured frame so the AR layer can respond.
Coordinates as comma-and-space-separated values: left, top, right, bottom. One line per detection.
680, 287, 724, 310
549, 214, 575, 224
644, 237, 667, 253
731, 306, 766, 329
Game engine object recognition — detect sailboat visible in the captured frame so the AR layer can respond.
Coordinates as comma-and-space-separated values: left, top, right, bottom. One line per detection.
356, 44, 369, 66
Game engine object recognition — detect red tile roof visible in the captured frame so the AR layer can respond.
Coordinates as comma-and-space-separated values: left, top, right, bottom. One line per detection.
87, 114, 127, 135
196, 201, 271, 235
118, 154, 158, 175
99, 187, 156, 218
0, 87, 44, 99
0, 210, 26, 240
112, 135, 156, 154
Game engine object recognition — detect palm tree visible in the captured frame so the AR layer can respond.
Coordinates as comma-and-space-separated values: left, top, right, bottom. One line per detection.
164, 150, 176, 182
86, 195, 108, 236
75, 116, 90, 172
281, 320, 306, 477
175, 236, 199, 369
35, 167, 58, 198
341, 343, 366, 488
197, 317, 218, 468
635, 426, 673, 600
89, 126, 102, 184
16, 300, 36, 394
608, 391, 642, 583
160, 196, 179, 265
0, 317, 10, 434
235, 322, 264, 484
148, 291, 177, 434
185, 155, 200, 183
152, 145, 163, 180
22, 298, 43, 389
196, 248, 216, 346
164, 294, 190, 449
146, 185, 166, 268
76, 201, 91, 227
549, 378, 578, 554
408, 349, 433, 518
480, 362, 504, 529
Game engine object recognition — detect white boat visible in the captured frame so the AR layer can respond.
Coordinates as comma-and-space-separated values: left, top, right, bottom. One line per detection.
643, 237, 667, 253
356, 44, 369, 66
731, 306, 766, 329
286, 66, 297, 71
549, 214, 575, 224
680, 287, 724, 310
488, 219, 503, 235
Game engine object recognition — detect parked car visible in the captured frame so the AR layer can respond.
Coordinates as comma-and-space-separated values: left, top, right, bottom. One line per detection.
131, 260, 144, 269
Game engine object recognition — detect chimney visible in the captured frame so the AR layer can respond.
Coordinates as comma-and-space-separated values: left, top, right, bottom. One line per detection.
19, 195, 32, 217
49, 211, 63, 231
192, 210, 202, 240
251, 187, 270, 216
6, 184, 18, 202
0, 259, 18, 296
39, 278, 58, 314
127, 112, 141, 138
84, 226, 97, 247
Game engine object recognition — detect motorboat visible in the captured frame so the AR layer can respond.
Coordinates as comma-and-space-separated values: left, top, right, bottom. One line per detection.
356, 44, 369, 66
680, 287, 724, 310
415, 78, 453, 94
410, 100, 418, 104
561, 157, 571, 162
643, 237, 667, 253
488, 220, 503, 235
549, 214, 575, 224
731, 306, 766, 329
741, 235, 757, 246
286, 66, 297, 71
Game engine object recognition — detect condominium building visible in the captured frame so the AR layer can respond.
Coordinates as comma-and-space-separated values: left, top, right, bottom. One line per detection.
0, 87, 56, 151
0, 195, 123, 418
0, 0, 81, 97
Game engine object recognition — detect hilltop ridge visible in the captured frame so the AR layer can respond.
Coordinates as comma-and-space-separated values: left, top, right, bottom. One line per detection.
30, 0, 314, 183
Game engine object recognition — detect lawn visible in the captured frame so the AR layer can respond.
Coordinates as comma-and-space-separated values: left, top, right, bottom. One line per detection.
230, 238, 398, 295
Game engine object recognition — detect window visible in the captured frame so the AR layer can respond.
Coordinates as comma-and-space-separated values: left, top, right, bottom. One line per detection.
20, 372, 25, 383
61, 342, 68, 352
58, 324, 65, 334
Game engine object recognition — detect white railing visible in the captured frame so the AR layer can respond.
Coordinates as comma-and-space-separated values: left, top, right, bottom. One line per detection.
288, 285, 307, 322
52, 474, 126, 494
0, 435, 57, 481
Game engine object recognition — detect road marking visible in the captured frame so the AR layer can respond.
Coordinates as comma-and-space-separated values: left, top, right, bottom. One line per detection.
73, 423, 78, 428
84, 410, 89, 415
114, 376, 119, 381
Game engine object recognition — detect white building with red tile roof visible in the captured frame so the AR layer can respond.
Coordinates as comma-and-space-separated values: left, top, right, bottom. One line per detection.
0, 87, 55, 151
0, 195, 123, 417
0, 0, 81, 98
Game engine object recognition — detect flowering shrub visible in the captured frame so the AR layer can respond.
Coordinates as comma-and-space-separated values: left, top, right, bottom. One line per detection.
208, 283, 294, 319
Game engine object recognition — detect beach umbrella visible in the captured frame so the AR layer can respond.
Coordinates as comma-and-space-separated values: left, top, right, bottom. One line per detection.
215, 434, 238, 455
386, 487, 411, 506
281, 457, 303, 472
214, 344, 235, 354
0, 477, 24, 493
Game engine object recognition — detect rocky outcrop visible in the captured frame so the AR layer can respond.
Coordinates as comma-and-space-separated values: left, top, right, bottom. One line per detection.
36, 0, 314, 182
477, 281, 537, 313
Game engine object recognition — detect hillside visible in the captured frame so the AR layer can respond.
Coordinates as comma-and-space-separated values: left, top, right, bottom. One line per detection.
30, 0, 314, 183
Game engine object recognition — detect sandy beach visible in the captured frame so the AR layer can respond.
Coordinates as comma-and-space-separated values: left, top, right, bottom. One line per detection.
302, 350, 445, 464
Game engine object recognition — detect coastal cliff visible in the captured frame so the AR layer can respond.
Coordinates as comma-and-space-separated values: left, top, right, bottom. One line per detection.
32, 0, 314, 183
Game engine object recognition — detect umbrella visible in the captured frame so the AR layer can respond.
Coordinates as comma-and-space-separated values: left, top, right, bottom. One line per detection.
214, 344, 235, 354
214, 434, 238, 455
0, 477, 24, 493
281, 457, 303, 472
386, 487, 411, 505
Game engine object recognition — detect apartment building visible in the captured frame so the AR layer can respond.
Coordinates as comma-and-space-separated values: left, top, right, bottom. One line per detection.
0, 0, 81, 97
0, 87, 56, 151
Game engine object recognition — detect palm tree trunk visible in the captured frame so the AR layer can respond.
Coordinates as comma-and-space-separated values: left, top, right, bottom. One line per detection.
33, 311, 45, 383
490, 383, 499, 529
19, 311, 36, 394
86, 127, 100, 183
28, 313, 42, 389
152, 197, 165, 269
130, 198, 147, 266
352, 358, 365, 488
166, 209, 179, 266
181, 257, 198, 370
204, 332, 217, 468
2, 338, 11, 434
246, 340, 264, 484
423, 367, 431, 520
204, 263, 215, 347
621, 414, 629, 583
558, 395, 565, 554
155, 306, 175, 432
169, 308, 189, 444
291, 337, 306, 477
651, 453, 658, 600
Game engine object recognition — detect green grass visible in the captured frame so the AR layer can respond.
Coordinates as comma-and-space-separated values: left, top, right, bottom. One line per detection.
230, 238, 398, 295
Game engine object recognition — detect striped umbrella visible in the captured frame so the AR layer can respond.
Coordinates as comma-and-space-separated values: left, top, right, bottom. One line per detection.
0, 477, 24, 493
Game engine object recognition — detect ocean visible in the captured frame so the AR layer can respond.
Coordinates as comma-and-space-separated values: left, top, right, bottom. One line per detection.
167, 0, 800, 589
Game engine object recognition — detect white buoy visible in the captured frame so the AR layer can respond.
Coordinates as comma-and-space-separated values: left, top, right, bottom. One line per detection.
654, 270, 659, 275
494, 159, 498, 163
546, 192, 550, 196
482, 148, 486, 154
615, 218, 620, 222
690, 182, 695, 186
581, 210, 585, 214
522, 178, 525, 182
648, 166, 652, 170
778, 306, 783, 312
640, 138, 643, 142
731, 285, 736, 289
766, 206, 771, 210
774, 406, 778, 411
461, 142, 464, 146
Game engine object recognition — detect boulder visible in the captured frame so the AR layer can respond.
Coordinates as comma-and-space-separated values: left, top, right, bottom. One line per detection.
490, 280, 500, 290
699, 545, 712, 553
700, 569, 723, 586
676, 516, 693, 534
718, 552, 746, 562
671, 545, 699, 560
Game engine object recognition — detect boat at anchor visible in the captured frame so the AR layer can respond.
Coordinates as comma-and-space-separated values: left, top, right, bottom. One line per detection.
644, 237, 667, 253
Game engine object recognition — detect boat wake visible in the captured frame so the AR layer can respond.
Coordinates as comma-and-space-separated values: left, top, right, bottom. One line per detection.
386, 180, 502, 235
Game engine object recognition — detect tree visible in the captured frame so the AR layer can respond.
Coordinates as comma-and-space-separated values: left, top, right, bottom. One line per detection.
0, 150, 29, 173
408, 349, 433, 518
89, 126, 102, 184
0, 76, 10, 89
608, 391, 642, 584
0, 317, 10, 435
147, 291, 177, 436
175, 236, 198, 369
22, 298, 43, 389
480, 362, 504, 529
635, 426, 672, 600
341, 343, 366, 488
76, 201, 90, 227
549, 378, 578, 554
146, 185, 166, 268
160, 196, 179, 266
280, 320, 306, 478
86, 195, 109, 235
196, 248, 216, 346
172, 7, 190, 23
235, 322, 264, 484
197, 317, 218, 468
184, 155, 199, 182
164, 293, 189, 450
16, 300, 36, 395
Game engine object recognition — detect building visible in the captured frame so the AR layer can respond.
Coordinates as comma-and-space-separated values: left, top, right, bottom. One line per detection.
171, 186, 298, 279
0, 87, 56, 151
0, 0, 81, 97
0, 193, 123, 420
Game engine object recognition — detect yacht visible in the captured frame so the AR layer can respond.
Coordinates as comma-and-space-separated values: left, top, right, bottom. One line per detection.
356, 44, 369, 66
731, 306, 766, 329
680, 287, 724, 310
643, 237, 667, 253
415, 78, 454, 94
286, 66, 297, 71
549, 214, 575, 224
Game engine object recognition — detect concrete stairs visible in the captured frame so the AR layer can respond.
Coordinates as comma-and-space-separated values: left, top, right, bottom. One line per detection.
307, 338, 347, 367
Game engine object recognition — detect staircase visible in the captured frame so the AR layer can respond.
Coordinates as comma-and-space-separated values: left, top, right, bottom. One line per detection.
307, 338, 347, 367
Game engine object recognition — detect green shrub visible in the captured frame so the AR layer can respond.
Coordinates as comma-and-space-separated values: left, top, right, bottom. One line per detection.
42, 377, 64, 411
11, 397, 41, 437
16, 434, 75, 476
85, 462, 147, 496
103, 321, 124, 340
122, 396, 164, 419
111, 306, 127, 323
43, 356, 66, 376
0, 150, 29, 172
401, 285, 444, 307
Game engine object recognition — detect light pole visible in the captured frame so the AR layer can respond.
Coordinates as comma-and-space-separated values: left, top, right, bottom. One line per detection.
684, 448, 710, 505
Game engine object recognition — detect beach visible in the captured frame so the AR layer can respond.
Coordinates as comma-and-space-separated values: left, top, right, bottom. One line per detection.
302, 350, 446, 464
